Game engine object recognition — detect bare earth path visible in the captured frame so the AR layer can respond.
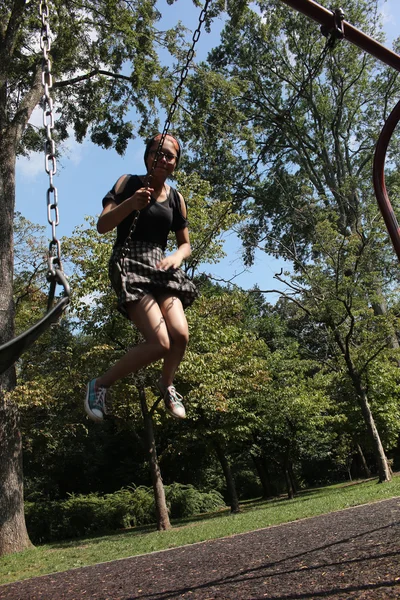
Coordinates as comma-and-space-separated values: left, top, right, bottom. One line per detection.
1, 497, 400, 600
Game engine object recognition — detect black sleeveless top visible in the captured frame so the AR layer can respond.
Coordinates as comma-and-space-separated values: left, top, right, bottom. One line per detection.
102, 175, 188, 250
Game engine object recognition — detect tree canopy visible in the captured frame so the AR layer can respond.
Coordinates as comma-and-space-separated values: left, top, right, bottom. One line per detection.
2, 0, 400, 556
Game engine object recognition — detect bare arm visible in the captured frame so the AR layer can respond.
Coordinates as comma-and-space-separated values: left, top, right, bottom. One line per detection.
174, 192, 192, 260
97, 175, 153, 233
157, 193, 192, 270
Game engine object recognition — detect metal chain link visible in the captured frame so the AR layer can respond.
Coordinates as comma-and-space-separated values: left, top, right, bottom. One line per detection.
40, 0, 63, 277
190, 31, 340, 265
147, 0, 213, 183
242, 34, 337, 189
119, 0, 212, 270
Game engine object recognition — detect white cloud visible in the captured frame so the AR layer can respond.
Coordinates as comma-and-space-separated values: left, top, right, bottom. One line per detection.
17, 103, 87, 179
378, 0, 399, 44
17, 136, 86, 179
59, 134, 87, 167
17, 152, 44, 179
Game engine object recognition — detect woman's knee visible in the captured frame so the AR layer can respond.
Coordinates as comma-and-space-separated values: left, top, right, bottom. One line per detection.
159, 295, 189, 348
171, 328, 189, 351
155, 333, 171, 356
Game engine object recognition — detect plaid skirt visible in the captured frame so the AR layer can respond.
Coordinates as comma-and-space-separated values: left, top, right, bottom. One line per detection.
109, 241, 199, 319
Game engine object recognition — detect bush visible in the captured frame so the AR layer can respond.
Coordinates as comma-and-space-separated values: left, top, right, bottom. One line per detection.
25, 500, 63, 544
25, 486, 155, 543
103, 487, 156, 529
165, 483, 225, 519
61, 494, 104, 537
25, 484, 225, 544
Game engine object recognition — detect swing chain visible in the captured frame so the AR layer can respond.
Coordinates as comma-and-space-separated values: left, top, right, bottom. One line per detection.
119, 0, 212, 270
40, 0, 62, 278
150, 0, 213, 170
321, 8, 345, 44
244, 32, 338, 187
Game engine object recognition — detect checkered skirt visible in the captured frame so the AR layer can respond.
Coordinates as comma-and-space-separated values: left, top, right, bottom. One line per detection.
109, 241, 199, 319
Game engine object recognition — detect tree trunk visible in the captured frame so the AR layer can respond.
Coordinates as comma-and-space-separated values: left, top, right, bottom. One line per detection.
213, 439, 240, 513
347, 453, 353, 481
355, 385, 391, 482
251, 454, 274, 499
287, 459, 297, 494
0, 135, 32, 555
0, 377, 33, 555
284, 466, 295, 499
356, 443, 371, 479
283, 452, 295, 500
138, 385, 171, 531
332, 328, 392, 483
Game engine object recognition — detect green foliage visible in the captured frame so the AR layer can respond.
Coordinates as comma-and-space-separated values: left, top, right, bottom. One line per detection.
25, 488, 154, 543
12, 213, 53, 335
3, 0, 197, 156
175, 0, 400, 483
24, 500, 63, 545
172, 170, 244, 273
13, 0, 400, 505
165, 483, 225, 518
13, 211, 400, 504
25, 484, 225, 543
5, 477, 400, 585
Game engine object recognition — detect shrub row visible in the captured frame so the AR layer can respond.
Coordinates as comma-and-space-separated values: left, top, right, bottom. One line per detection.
25, 484, 226, 543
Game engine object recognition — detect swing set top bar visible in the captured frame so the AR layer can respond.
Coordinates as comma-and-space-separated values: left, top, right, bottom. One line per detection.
281, 0, 400, 263
280, 0, 400, 72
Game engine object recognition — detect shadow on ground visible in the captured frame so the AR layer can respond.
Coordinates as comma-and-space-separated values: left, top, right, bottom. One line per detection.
1, 496, 400, 599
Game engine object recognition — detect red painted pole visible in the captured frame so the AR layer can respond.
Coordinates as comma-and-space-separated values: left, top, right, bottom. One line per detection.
373, 99, 400, 263
280, 0, 400, 261
280, 0, 400, 72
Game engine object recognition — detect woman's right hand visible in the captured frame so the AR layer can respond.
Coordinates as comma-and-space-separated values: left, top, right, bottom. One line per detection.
97, 184, 153, 234
130, 187, 153, 210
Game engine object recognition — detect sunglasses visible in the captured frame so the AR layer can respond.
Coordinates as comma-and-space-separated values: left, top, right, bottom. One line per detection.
149, 149, 177, 163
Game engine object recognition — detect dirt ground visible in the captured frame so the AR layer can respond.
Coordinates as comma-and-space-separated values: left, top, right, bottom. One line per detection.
1, 496, 400, 600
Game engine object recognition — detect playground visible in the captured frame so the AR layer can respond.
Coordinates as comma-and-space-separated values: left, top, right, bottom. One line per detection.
1, 497, 400, 599
2, 1, 400, 598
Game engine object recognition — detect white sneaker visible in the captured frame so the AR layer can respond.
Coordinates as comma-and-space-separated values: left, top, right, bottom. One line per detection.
157, 379, 186, 419
84, 379, 107, 422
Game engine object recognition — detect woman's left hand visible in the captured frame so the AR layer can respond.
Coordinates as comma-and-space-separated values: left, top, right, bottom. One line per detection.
157, 252, 183, 271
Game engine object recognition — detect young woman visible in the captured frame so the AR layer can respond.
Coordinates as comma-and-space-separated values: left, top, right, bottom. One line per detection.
84, 133, 198, 422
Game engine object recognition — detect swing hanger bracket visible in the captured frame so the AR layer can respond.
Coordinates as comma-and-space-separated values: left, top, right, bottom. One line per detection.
320, 7, 345, 47
47, 251, 61, 280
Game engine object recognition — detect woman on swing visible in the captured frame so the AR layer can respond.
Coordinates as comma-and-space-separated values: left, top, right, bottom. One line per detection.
84, 133, 198, 422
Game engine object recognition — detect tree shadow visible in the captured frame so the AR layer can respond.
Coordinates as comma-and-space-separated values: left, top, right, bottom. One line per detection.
130, 518, 400, 600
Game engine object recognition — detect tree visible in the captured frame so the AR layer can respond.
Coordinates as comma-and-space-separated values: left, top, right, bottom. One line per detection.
270, 218, 400, 481
235, 291, 341, 495
0, 0, 202, 555
178, 0, 400, 482
59, 167, 241, 523
181, 287, 271, 510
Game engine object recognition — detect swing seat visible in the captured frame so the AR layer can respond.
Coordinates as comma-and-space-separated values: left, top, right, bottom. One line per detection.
0, 269, 70, 375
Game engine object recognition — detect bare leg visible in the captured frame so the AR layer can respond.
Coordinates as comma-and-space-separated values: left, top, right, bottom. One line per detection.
157, 294, 189, 388
97, 294, 170, 388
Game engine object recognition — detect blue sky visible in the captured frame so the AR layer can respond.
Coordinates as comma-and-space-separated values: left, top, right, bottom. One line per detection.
15, 0, 400, 304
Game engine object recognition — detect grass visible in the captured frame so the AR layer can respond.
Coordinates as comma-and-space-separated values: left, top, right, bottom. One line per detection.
2, 475, 400, 586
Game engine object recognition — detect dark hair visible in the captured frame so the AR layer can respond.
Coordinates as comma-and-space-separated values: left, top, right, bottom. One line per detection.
144, 133, 182, 168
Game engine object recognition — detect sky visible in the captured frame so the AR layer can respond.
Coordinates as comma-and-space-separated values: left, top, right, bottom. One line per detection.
15, 0, 400, 305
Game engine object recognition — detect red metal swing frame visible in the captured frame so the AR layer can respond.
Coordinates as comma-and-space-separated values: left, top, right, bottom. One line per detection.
280, 0, 400, 262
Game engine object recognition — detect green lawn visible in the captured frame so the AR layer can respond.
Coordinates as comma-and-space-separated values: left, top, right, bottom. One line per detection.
2, 476, 400, 586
